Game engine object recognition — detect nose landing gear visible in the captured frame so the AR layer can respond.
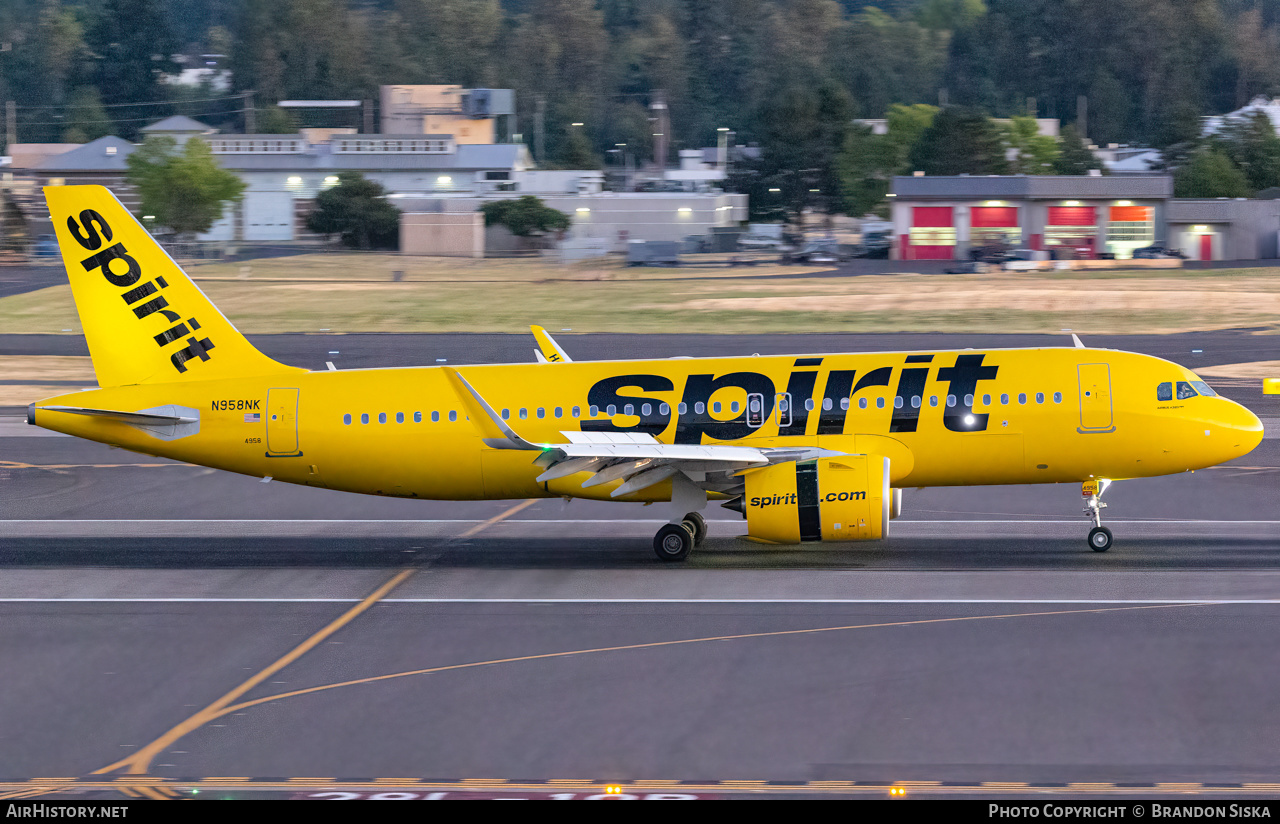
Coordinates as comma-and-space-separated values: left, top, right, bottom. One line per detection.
1083, 479, 1112, 552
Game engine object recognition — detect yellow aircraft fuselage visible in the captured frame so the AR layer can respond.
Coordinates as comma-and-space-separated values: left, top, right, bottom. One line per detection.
32, 346, 1262, 502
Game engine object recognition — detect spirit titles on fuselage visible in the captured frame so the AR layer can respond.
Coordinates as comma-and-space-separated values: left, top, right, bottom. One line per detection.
582, 353, 1002, 442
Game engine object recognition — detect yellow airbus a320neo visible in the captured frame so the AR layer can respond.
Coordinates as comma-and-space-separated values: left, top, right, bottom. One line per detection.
28, 186, 1265, 560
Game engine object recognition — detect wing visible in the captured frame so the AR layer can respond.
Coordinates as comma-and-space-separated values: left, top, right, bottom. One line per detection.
445, 369, 845, 499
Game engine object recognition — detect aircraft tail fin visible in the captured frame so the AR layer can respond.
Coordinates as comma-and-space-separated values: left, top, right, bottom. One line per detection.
44, 185, 302, 387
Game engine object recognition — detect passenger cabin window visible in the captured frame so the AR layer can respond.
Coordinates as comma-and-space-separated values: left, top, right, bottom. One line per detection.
519, 408, 528, 419
642, 403, 652, 416
876, 397, 885, 409
964, 394, 973, 406
1035, 392, 1044, 404
947, 395, 956, 407
677, 403, 687, 414
1018, 393, 1026, 405
607, 404, 617, 416
894, 397, 903, 409
857, 398, 865, 410
343, 414, 351, 425
730, 401, 739, 413
658, 403, 669, 415
695, 402, 705, 414
929, 396, 938, 407
554, 407, 563, 418
414, 411, 422, 423
1176, 381, 1197, 400
361, 413, 369, 424
1053, 392, 1062, 403
431, 411, 439, 422
449, 411, 457, 422
1000, 394, 1009, 405
537, 407, 545, 418
378, 412, 387, 424
910, 396, 921, 409
841, 398, 850, 410
572, 406, 581, 417
983, 394, 991, 405
712, 402, 722, 413
502, 409, 510, 420
590, 405, 599, 416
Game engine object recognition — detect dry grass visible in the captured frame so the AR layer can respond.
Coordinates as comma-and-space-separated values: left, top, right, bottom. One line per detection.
0, 355, 96, 406
2, 255, 1278, 336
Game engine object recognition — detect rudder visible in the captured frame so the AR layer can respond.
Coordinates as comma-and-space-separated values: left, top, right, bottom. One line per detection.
45, 185, 301, 387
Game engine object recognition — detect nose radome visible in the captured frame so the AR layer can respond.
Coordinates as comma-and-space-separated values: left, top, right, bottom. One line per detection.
1221, 401, 1264, 458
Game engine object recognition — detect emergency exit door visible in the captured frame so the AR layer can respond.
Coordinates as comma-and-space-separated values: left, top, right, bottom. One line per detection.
1077, 364, 1115, 433
266, 387, 303, 456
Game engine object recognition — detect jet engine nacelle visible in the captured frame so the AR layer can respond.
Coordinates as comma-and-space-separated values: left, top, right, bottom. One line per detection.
736, 456, 890, 544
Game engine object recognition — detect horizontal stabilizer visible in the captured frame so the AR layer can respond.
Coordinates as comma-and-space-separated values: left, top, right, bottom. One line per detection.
38, 405, 196, 426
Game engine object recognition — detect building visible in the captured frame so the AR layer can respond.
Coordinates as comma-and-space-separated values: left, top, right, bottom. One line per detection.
201, 131, 533, 241
889, 175, 1173, 260
889, 174, 1280, 261
1167, 198, 1280, 260
379, 85, 515, 144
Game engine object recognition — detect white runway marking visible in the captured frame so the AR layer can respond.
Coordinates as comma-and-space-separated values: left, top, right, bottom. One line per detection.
3, 597, 1280, 604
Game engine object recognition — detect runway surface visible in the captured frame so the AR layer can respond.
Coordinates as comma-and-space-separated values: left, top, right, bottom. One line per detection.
1, 331, 1278, 800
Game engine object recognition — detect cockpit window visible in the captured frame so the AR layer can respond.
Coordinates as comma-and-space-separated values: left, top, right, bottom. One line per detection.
1176, 381, 1197, 400
1190, 380, 1217, 397
1157, 382, 1173, 401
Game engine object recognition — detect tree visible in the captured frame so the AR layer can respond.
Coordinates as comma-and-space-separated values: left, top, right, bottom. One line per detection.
1174, 146, 1250, 198
907, 106, 1008, 175
1001, 114, 1059, 174
61, 86, 111, 144
1217, 111, 1280, 192
480, 196, 571, 238
306, 172, 401, 249
1054, 124, 1102, 175
125, 136, 245, 239
87, 0, 179, 137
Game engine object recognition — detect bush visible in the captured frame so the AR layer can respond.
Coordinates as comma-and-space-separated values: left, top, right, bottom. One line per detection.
480, 196, 571, 237
306, 172, 401, 249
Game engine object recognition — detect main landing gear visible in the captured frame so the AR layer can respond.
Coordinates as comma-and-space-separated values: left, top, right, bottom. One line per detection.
652, 512, 706, 563
1083, 479, 1113, 552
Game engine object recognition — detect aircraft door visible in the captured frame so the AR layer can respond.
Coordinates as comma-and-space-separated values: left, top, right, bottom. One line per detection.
266, 387, 303, 456
775, 393, 792, 428
747, 393, 765, 428
1077, 364, 1114, 433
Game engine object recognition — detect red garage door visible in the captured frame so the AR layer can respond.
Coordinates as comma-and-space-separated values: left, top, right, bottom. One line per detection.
905, 207, 956, 260
971, 206, 1020, 246
1046, 206, 1097, 258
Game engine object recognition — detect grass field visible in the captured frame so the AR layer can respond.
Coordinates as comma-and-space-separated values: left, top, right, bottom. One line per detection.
2, 253, 1278, 337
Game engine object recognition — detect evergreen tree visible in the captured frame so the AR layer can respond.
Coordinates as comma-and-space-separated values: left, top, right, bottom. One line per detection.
1054, 124, 1102, 175
87, 0, 179, 137
907, 106, 1008, 175
1217, 111, 1280, 192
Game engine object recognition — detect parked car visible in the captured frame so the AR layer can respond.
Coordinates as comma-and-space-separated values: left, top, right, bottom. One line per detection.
1133, 244, 1187, 259
738, 233, 786, 250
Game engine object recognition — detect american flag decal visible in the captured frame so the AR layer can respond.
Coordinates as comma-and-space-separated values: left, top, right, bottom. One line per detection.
244, 412, 260, 423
